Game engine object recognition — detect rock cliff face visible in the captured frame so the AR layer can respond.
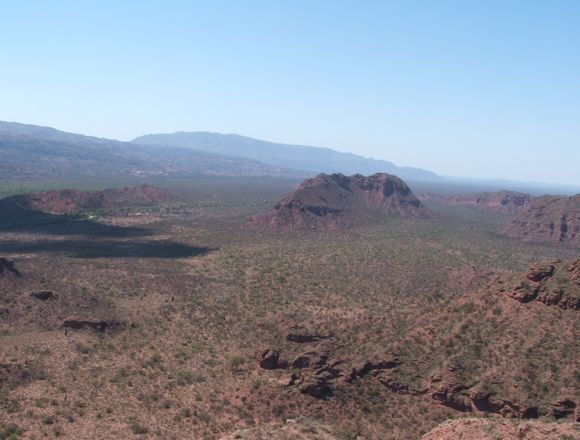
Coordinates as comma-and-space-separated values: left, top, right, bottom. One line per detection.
500, 194, 580, 246
420, 191, 534, 215
247, 173, 430, 230
0, 184, 176, 216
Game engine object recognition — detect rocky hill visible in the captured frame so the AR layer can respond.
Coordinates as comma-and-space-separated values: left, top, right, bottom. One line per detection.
419, 191, 534, 214
500, 194, 580, 245
0, 184, 176, 216
133, 131, 443, 182
247, 173, 430, 230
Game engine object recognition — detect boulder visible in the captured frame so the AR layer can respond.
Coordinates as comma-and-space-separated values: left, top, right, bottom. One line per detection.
505, 281, 539, 303
256, 349, 279, 370
291, 351, 328, 369
277, 373, 297, 388
550, 398, 576, 419
526, 262, 556, 282
350, 358, 400, 379
428, 369, 472, 412
0, 257, 20, 277
299, 378, 333, 399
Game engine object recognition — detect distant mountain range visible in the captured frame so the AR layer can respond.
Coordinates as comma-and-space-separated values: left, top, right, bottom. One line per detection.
0, 122, 301, 180
0, 121, 442, 182
133, 131, 442, 182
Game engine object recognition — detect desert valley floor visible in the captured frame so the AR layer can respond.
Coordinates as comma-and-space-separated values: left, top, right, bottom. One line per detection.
0, 177, 578, 440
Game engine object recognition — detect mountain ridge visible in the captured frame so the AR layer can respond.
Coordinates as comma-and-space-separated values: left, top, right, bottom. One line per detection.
132, 131, 442, 182
0, 121, 305, 180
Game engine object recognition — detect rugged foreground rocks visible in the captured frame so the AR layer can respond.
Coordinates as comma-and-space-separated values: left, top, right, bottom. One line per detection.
247, 173, 430, 230
256, 338, 403, 400
254, 258, 579, 428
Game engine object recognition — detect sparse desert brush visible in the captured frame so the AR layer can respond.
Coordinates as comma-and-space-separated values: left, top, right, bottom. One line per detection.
228, 356, 245, 372
0, 183, 578, 439
0, 424, 22, 440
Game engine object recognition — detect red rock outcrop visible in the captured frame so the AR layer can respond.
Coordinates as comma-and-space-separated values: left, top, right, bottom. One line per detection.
247, 173, 430, 230
500, 194, 580, 246
501, 259, 580, 310
420, 191, 533, 214
256, 348, 280, 370
0, 183, 177, 216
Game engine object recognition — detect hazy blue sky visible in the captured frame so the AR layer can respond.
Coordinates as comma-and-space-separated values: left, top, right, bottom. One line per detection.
1, 1, 579, 185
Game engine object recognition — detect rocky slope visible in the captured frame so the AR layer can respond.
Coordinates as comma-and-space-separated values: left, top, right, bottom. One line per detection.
0, 184, 176, 216
243, 260, 579, 438
500, 194, 580, 246
377, 259, 579, 420
422, 418, 580, 440
247, 173, 430, 230
419, 191, 534, 214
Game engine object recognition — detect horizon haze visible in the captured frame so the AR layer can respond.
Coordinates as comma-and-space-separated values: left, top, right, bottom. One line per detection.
1, 1, 579, 185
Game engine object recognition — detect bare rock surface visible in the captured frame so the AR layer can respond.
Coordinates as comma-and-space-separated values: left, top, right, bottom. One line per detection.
502, 259, 580, 309
247, 173, 430, 230
419, 191, 534, 214
500, 194, 580, 246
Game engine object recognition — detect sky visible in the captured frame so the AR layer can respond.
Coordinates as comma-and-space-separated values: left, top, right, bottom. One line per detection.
1, 1, 579, 185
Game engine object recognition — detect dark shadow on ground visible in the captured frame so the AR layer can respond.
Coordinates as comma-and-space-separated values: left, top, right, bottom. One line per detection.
0, 239, 213, 259
0, 209, 152, 238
